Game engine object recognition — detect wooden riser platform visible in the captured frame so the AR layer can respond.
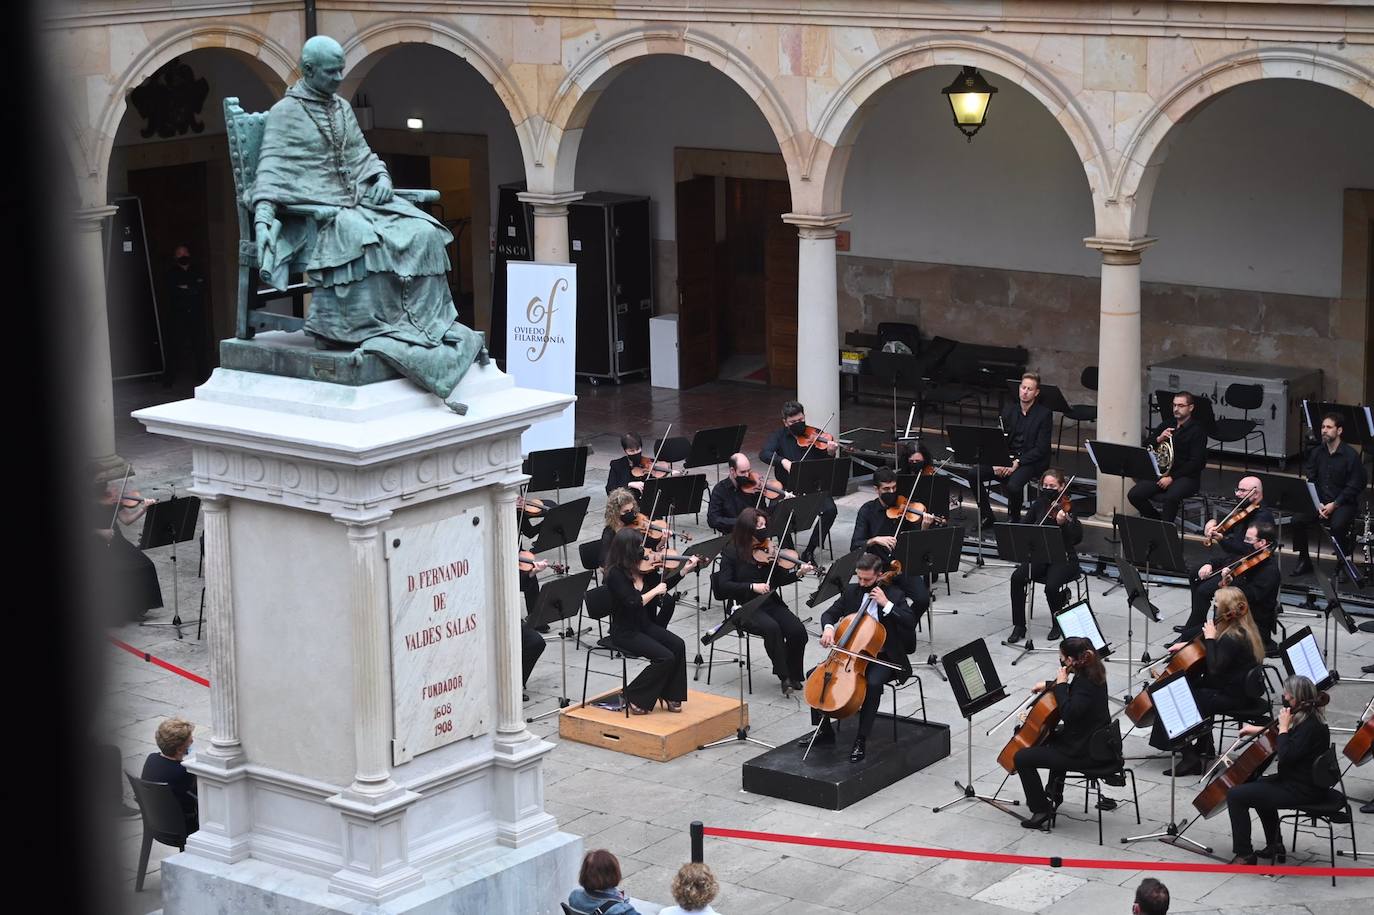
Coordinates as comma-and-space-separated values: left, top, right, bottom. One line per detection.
559, 689, 746, 761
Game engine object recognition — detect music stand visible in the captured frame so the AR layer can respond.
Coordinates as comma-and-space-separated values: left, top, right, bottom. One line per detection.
525, 571, 595, 722
1085, 440, 1160, 555
1279, 625, 1336, 691
1117, 512, 1183, 675
806, 548, 863, 609
523, 446, 588, 503
683, 535, 728, 672
641, 473, 709, 533
765, 491, 825, 548
946, 425, 1013, 571
686, 425, 747, 486
1310, 568, 1366, 684
932, 638, 1018, 817
894, 527, 962, 681
994, 523, 1068, 665
866, 351, 925, 453
1255, 471, 1315, 569
1302, 400, 1371, 446
1122, 669, 1212, 855
895, 474, 951, 521
791, 457, 851, 500
530, 496, 590, 637
138, 495, 201, 635
698, 592, 775, 750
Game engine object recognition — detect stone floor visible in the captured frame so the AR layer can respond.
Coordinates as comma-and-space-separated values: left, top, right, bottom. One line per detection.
107, 373, 1374, 913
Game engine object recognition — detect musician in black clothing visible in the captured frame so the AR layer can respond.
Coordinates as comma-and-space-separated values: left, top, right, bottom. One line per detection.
714, 508, 813, 695
896, 439, 937, 475
142, 717, 198, 832
605, 432, 647, 496
851, 467, 931, 625
1180, 476, 1274, 631
1006, 469, 1082, 646
1128, 391, 1206, 525
602, 528, 689, 715
1152, 587, 1265, 775
978, 372, 1052, 527
1015, 637, 1112, 830
759, 400, 839, 562
1291, 413, 1367, 576
1217, 519, 1282, 654
519, 558, 549, 691
800, 553, 917, 763
707, 453, 784, 535
1228, 675, 1334, 865
599, 488, 642, 567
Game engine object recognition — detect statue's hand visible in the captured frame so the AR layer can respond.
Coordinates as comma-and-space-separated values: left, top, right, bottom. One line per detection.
254, 219, 282, 267
367, 173, 394, 204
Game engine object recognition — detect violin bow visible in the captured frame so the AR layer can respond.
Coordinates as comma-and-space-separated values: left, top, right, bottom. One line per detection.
108, 465, 134, 531
890, 473, 924, 540
639, 490, 664, 553
1198, 544, 1271, 581
987, 691, 1041, 736
1207, 484, 1257, 541
755, 455, 778, 510
761, 512, 795, 590
1036, 474, 1077, 526
797, 411, 837, 463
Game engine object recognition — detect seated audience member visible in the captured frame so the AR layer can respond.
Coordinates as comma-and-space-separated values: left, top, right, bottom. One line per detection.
567, 849, 641, 915
660, 862, 721, 915
1133, 877, 1169, 915
141, 717, 198, 832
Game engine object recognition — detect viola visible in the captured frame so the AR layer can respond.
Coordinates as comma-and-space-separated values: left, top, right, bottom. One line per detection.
520, 497, 557, 517
1343, 714, 1374, 766
997, 688, 1062, 773
632, 512, 692, 543
518, 550, 567, 575
1204, 499, 1258, 547
1223, 546, 1273, 582
750, 538, 819, 578
639, 548, 697, 576
629, 454, 677, 480
803, 592, 892, 719
108, 489, 148, 510
738, 471, 785, 500
794, 425, 839, 450
1125, 639, 1207, 727
1192, 723, 1280, 819
884, 496, 946, 526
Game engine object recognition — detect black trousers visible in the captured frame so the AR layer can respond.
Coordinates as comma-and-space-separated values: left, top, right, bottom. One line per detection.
1128, 476, 1200, 524
741, 595, 808, 682
163, 304, 207, 386
1147, 685, 1236, 751
1227, 775, 1326, 854
1015, 744, 1088, 813
801, 496, 839, 557
520, 622, 546, 687
808, 660, 904, 741
977, 463, 1041, 522
1010, 561, 1076, 629
609, 623, 688, 709
1293, 505, 1357, 559
897, 573, 931, 628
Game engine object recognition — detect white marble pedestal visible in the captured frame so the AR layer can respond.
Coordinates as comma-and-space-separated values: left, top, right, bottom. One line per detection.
134, 364, 581, 914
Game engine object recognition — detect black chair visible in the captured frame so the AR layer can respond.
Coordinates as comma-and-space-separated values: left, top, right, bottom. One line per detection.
579, 584, 643, 718
1033, 383, 1073, 462
1057, 367, 1098, 455
126, 772, 192, 891
1213, 664, 1277, 750
1057, 721, 1140, 845
877, 320, 922, 355
577, 540, 602, 584
1278, 745, 1358, 885
652, 435, 692, 465
1210, 383, 1265, 472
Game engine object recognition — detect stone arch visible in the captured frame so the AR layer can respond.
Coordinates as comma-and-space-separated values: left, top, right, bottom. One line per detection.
90, 23, 296, 204
338, 18, 539, 176
538, 25, 803, 195
805, 35, 1109, 217
1112, 46, 1374, 239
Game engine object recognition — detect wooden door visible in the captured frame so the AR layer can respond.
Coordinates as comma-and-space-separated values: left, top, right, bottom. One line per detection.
675, 176, 719, 389
763, 181, 799, 389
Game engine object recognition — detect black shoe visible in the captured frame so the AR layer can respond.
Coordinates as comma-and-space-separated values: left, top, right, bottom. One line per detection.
1363, 664, 1374, 676
1233, 851, 1258, 866
1005, 627, 1027, 645
780, 678, 795, 697
1257, 842, 1287, 864
1163, 753, 1203, 777
1173, 625, 1187, 633
788, 678, 805, 691
1046, 625, 1062, 641
534, 623, 551, 634
522, 692, 529, 702
1022, 809, 1055, 830
1290, 557, 1314, 577
849, 736, 867, 763
980, 514, 997, 531
799, 721, 836, 748
1096, 797, 1119, 811
1361, 799, 1374, 814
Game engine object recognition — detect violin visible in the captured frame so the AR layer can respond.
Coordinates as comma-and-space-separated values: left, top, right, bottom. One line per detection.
629, 454, 677, 480
632, 512, 692, 543
1125, 639, 1207, 727
738, 471, 786, 501
638, 548, 698, 576
1203, 545, 1273, 583
997, 687, 1062, 773
794, 425, 838, 450
884, 495, 946, 526
1203, 499, 1258, 547
750, 537, 820, 578
803, 585, 900, 718
520, 496, 558, 517
1343, 711, 1374, 766
518, 550, 567, 575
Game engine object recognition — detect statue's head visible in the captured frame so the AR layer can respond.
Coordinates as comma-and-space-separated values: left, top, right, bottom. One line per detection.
300, 35, 346, 97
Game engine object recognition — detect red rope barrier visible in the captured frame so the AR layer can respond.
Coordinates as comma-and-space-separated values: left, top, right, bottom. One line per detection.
108, 637, 210, 688
701, 825, 1373, 878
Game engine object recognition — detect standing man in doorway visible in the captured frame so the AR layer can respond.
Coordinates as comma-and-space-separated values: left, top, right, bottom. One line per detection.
163, 242, 208, 388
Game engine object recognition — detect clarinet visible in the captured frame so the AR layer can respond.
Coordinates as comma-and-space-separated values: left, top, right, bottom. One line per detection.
1360, 506, 1372, 568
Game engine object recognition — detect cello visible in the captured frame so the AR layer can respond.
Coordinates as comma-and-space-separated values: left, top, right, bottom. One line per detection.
996, 688, 1061, 773
1125, 639, 1207, 727
1192, 722, 1281, 818
802, 570, 903, 720
1343, 701, 1374, 766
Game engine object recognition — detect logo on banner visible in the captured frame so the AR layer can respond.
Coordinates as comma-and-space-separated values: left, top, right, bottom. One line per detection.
514, 277, 568, 363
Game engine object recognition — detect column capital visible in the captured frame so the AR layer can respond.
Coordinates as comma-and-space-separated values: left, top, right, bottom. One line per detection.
1083, 236, 1156, 265
74, 204, 118, 230
517, 190, 584, 214
783, 212, 851, 239
332, 510, 394, 535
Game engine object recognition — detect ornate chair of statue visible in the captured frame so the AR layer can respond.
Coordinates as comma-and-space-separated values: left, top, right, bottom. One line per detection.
222, 96, 440, 341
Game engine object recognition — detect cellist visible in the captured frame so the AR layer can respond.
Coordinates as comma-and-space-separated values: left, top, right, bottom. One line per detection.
1227, 675, 1334, 865
800, 552, 916, 763
1015, 637, 1111, 830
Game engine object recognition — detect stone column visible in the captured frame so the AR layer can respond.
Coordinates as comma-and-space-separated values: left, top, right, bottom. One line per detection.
184, 492, 251, 863
492, 480, 531, 749
76, 204, 124, 478
518, 191, 584, 263
1084, 237, 1156, 519
784, 213, 850, 430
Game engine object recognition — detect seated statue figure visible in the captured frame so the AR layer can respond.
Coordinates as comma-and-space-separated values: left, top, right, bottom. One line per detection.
251, 35, 483, 408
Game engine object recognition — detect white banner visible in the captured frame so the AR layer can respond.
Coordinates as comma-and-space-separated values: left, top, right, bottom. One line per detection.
506, 261, 577, 452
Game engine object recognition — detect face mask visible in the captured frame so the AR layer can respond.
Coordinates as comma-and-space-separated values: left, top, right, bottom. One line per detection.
620, 510, 638, 526
1281, 698, 1292, 710
787, 420, 807, 436
879, 492, 898, 507
176, 256, 190, 266
734, 473, 750, 487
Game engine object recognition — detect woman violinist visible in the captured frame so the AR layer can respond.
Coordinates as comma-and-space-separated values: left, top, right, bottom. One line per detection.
896, 439, 937, 476
1148, 586, 1264, 775
715, 507, 813, 695
602, 528, 689, 715
600, 488, 644, 566
93, 469, 164, 624
1015, 636, 1111, 830
606, 432, 648, 496
1227, 674, 1333, 865
1006, 469, 1082, 647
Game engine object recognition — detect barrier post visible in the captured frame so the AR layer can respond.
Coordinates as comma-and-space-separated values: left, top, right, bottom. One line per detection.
690, 821, 704, 863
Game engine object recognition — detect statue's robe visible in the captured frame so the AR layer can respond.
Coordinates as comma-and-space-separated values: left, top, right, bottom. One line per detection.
252, 81, 481, 398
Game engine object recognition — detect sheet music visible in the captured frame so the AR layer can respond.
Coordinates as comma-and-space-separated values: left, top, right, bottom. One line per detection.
1056, 603, 1106, 651
1306, 481, 1323, 513
1287, 633, 1330, 686
957, 656, 987, 701
1154, 677, 1203, 741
